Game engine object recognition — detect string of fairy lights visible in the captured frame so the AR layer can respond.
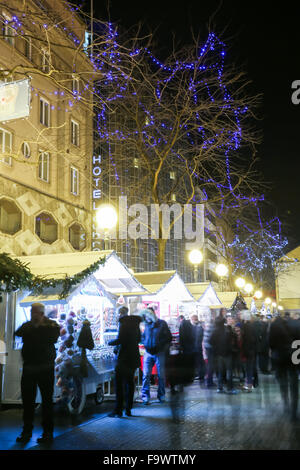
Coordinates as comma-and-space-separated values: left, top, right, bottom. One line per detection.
0, 7, 289, 290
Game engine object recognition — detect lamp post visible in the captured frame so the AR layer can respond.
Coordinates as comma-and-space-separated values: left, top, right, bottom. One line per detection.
215, 263, 228, 291
189, 249, 203, 283
235, 277, 245, 291
96, 204, 118, 250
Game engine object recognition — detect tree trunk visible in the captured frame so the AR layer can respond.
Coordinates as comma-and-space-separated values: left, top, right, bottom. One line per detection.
157, 239, 167, 271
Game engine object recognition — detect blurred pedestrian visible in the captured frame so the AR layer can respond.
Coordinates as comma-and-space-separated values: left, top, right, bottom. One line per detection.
241, 310, 256, 392
178, 315, 196, 386
190, 314, 206, 384
139, 306, 172, 404
108, 306, 142, 417
203, 311, 216, 388
269, 312, 300, 421
14, 303, 60, 444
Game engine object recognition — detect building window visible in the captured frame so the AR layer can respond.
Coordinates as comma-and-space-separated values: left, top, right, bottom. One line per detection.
133, 157, 139, 168
41, 49, 50, 73
35, 212, 57, 244
24, 37, 32, 61
0, 127, 12, 165
22, 142, 31, 158
72, 77, 79, 94
170, 171, 176, 180
38, 151, 50, 182
40, 97, 50, 127
70, 119, 79, 146
171, 193, 176, 202
0, 198, 21, 234
69, 223, 86, 250
70, 166, 79, 195
3, 23, 15, 46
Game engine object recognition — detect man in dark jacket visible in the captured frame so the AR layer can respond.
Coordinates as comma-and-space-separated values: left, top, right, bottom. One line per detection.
14, 302, 60, 444
210, 316, 238, 394
140, 307, 172, 404
269, 313, 300, 421
178, 315, 197, 385
108, 306, 142, 417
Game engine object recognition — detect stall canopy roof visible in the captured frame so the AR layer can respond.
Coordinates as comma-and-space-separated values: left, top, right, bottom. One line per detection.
16, 251, 146, 294
133, 271, 194, 301
215, 291, 239, 309
185, 282, 218, 300
133, 271, 177, 294
20, 274, 115, 307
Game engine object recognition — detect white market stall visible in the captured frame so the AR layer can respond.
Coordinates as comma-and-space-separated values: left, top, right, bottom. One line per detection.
131, 270, 195, 321
0, 251, 146, 412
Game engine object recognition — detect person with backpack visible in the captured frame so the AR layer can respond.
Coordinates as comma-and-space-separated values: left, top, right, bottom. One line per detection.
139, 306, 172, 404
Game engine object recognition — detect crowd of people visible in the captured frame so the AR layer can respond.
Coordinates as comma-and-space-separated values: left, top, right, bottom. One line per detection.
14, 302, 300, 444
136, 305, 300, 423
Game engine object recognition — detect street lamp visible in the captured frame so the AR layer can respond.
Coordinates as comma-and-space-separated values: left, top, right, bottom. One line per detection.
254, 290, 263, 299
244, 283, 254, 295
96, 204, 118, 250
189, 249, 203, 283
235, 277, 245, 290
215, 264, 228, 291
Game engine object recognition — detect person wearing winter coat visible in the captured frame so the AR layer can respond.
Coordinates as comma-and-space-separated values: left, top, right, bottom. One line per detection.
240, 311, 257, 391
269, 313, 300, 421
190, 314, 206, 383
178, 315, 197, 386
139, 306, 172, 404
108, 306, 142, 417
14, 303, 60, 444
210, 316, 239, 393
203, 313, 216, 387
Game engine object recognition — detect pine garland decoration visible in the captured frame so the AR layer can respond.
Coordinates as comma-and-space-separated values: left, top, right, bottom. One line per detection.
0, 253, 106, 301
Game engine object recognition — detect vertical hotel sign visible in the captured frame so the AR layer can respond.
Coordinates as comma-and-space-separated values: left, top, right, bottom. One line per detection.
92, 154, 102, 251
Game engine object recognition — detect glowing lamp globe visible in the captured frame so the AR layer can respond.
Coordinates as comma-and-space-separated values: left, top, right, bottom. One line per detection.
264, 297, 272, 305
254, 290, 262, 299
96, 205, 118, 230
278, 305, 283, 311
189, 249, 203, 265
272, 302, 277, 308
244, 283, 253, 295
215, 264, 228, 277
235, 277, 245, 289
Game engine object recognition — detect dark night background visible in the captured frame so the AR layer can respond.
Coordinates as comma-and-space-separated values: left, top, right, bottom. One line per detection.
81, 0, 300, 250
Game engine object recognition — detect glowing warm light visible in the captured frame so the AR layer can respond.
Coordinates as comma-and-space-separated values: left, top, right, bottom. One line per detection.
189, 249, 203, 265
244, 283, 253, 294
215, 264, 228, 277
278, 305, 283, 311
96, 205, 118, 230
235, 277, 245, 289
254, 290, 262, 299
264, 297, 272, 305
272, 302, 277, 308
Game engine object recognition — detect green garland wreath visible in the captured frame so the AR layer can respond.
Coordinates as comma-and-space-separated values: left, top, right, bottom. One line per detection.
0, 253, 106, 302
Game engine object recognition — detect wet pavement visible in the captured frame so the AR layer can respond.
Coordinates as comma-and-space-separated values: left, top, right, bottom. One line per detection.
1, 373, 300, 451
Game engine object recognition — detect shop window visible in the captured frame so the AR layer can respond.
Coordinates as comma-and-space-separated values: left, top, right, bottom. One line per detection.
41, 49, 50, 73
35, 212, 58, 244
40, 97, 50, 126
22, 142, 31, 158
38, 151, 50, 182
70, 119, 79, 146
3, 23, 15, 46
70, 166, 79, 195
0, 127, 12, 165
69, 223, 86, 251
72, 77, 80, 94
0, 198, 21, 234
24, 37, 32, 61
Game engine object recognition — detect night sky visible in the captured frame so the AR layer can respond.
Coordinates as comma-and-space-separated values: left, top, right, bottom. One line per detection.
89, 0, 300, 249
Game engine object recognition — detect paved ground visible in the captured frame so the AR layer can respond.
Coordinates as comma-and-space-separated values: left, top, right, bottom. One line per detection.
1, 373, 300, 452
